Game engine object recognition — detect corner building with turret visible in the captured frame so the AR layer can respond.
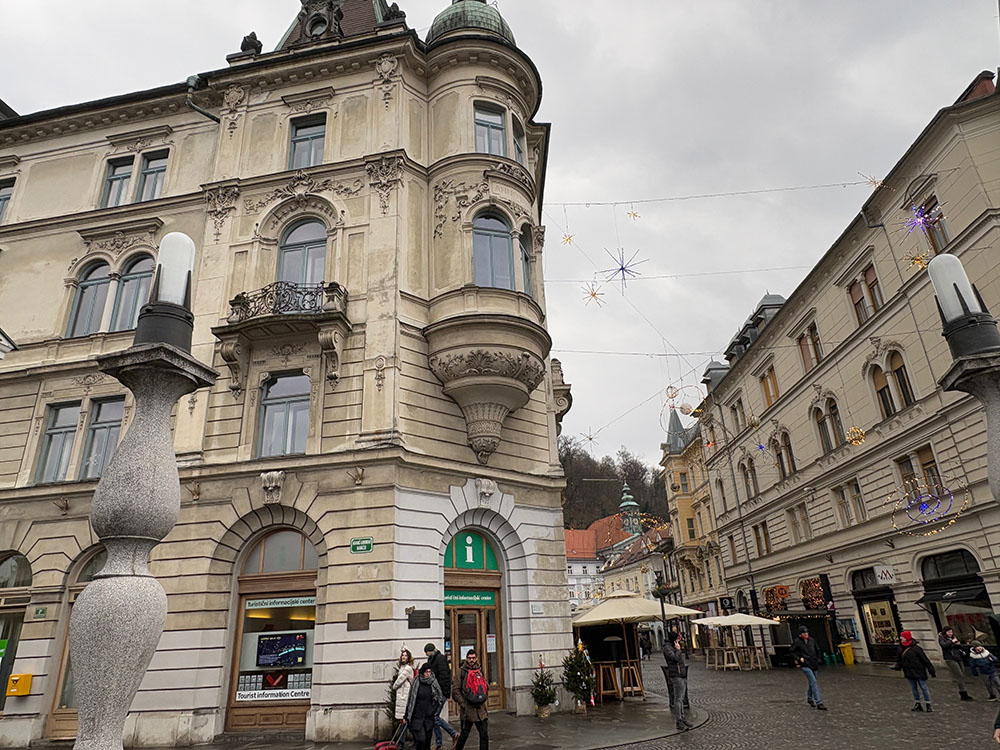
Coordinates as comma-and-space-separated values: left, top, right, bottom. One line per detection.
0, 1, 574, 743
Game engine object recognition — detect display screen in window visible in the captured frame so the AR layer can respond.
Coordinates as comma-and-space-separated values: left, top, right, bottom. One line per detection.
236, 596, 315, 701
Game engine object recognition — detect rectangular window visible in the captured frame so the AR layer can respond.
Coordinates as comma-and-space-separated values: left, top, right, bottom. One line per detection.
730, 397, 746, 431
896, 455, 917, 484
679, 472, 689, 493
849, 281, 870, 325
0, 178, 14, 222
686, 517, 696, 540
864, 265, 883, 311
582, 566, 588, 574
513, 119, 526, 165
80, 398, 125, 480
849, 480, 867, 522
136, 150, 168, 202
519, 233, 533, 296
36, 404, 81, 483
728, 535, 737, 563
101, 157, 134, 208
759, 365, 779, 407
474, 105, 507, 157
798, 323, 822, 372
919, 446, 941, 489
762, 521, 772, 553
787, 503, 812, 544
289, 116, 326, 170
753, 524, 763, 557
705, 559, 713, 588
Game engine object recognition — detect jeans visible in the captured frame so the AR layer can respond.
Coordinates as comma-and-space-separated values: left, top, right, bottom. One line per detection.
802, 667, 822, 704
432, 701, 456, 746
454, 717, 488, 750
983, 673, 1000, 697
671, 676, 689, 725
946, 660, 968, 691
908, 678, 931, 702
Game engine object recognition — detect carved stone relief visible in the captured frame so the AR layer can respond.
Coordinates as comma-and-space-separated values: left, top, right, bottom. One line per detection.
260, 470, 286, 505
205, 185, 240, 240
374, 54, 398, 109
243, 170, 364, 213
366, 156, 403, 215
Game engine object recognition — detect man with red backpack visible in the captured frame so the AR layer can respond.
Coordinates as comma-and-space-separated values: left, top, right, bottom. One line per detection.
452, 649, 489, 750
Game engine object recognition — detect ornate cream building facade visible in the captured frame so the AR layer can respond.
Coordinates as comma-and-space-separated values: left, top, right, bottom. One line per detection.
0, 1, 574, 744
701, 72, 1000, 665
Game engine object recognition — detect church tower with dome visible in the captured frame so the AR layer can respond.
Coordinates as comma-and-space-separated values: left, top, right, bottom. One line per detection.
0, 0, 572, 744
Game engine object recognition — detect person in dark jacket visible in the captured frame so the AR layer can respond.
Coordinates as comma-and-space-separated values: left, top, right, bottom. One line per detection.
453, 649, 489, 750
969, 642, 1000, 700
894, 630, 936, 712
423, 643, 458, 749
405, 664, 445, 750
789, 626, 827, 710
939, 627, 975, 701
663, 630, 694, 731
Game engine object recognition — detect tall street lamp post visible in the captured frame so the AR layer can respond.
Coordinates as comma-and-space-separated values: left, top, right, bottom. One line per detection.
69, 233, 216, 750
929, 253, 1000, 504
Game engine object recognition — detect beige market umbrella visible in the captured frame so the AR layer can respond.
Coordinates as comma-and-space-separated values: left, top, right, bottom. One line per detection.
695, 613, 780, 627
572, 592, 701, 661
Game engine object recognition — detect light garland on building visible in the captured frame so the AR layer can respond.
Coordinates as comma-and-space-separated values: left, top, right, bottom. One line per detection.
887, 479, 970, 537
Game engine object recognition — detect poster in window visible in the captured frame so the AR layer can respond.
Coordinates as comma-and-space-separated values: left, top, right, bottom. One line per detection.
256, 632, 307, 667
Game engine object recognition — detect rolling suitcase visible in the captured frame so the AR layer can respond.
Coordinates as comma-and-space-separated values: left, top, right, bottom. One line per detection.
374, 722, 407, 750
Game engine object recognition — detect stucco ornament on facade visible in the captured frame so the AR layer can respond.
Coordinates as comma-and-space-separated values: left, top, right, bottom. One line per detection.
83, 229, 156, 258
205, 185, 240, 239
366, 155, 403, 215
243, 170, 364, 213
374, 53, 399, 109
476, 477, 498, 508
433, 178, 489, 237
260, 470, 286, 505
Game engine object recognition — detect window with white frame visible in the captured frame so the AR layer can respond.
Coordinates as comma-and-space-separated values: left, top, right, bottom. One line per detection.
289, 115, 326, 170
474, 104, 507, 157
472, 213, 514, 289
136, 151, 168, 202
110, 256, 155, 332
68, 254, 155, 338
36, 404, 81, 484
786, 503, 812, 544
100, 150, 170, 208
0, 177, 14, 222
80, 398, 125, 480
833, 480, 867, 527
259, 373, 310, 457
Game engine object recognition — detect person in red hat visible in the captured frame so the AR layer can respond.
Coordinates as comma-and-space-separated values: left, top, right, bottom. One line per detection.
894, 631, 936, 712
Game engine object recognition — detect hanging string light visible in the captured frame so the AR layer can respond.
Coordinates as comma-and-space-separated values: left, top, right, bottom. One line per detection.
888, 479, 970, 537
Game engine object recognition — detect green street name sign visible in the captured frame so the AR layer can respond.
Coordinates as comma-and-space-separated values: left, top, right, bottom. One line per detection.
350, 537, 374, 554
444, 590, 496, 606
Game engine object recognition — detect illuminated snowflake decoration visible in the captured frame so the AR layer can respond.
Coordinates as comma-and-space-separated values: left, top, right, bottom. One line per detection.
562, 234, 575, 245
904, 251, 931, 271
846, 426, 866, 446
756, 442, 767, 452
580, 428, 599, 452
888, 479, 970, 537
600, 247, 648, 291
901, 203, 943, 235
627, 209, 640, 220
582, 281, 606, 307
858, 172, 889, 191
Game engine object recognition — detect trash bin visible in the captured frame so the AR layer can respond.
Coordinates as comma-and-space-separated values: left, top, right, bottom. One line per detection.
838, 643, 854, 665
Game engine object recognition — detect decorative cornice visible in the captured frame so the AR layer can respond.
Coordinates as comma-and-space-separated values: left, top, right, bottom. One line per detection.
429, 348, 545, 392
77, 218, 163, 257
243, 170, 364, 213
281, 86, 336, 113
105, 124, 173, 153
0, 154, 20, 171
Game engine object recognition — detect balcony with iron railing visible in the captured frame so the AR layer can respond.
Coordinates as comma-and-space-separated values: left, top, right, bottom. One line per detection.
211, 280, 351, 397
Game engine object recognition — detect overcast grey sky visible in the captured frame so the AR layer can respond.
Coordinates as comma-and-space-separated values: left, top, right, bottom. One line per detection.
2, 1, 998, 466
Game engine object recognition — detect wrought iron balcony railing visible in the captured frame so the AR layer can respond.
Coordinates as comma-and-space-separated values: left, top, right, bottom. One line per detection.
226, 281, 347, 324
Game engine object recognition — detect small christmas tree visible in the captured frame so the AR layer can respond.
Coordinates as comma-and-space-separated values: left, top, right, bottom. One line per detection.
562, 644, 595, 706
530, 661, 557, 709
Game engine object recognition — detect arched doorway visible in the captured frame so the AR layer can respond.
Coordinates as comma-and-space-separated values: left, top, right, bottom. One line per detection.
225, 529, 317, 733
918, 549, 997, 646
443, 530, 505, 710
0, 552, 31, 712
46, 547, 106, 739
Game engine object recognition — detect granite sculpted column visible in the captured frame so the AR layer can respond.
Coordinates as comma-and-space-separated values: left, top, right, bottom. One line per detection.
69, 234, 216, 750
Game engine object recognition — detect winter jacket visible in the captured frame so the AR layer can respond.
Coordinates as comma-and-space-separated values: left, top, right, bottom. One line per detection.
939, 634, 967, 663
404, 676, 444, 723
452, 660, 490, 722
393, 663, 415, 720
895, 643, 936, 681
789, 635, 821, 670
425, 649, 452, 697
662, 641, 688, 680
970, 649, 999, 677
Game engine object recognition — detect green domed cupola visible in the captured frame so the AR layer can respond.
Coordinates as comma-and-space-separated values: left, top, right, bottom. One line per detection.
426, 0, 515, 47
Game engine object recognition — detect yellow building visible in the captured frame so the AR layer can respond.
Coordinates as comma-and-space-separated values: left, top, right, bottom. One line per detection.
0, 1, 573, 743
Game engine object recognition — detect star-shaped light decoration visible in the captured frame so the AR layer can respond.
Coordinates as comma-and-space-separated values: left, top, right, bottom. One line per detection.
904, 251, 931, 271
846, 426, 866, 446
757, 442, 767, 453
858, 172, 890, 191
600, 247, 648, 291
902, 203, 944, 235
582, 281, 606, 307
627, 208, 640, 220
562, 234, 575, 245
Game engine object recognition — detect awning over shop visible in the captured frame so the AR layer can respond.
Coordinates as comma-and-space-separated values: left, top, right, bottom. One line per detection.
916, 585, 987, 605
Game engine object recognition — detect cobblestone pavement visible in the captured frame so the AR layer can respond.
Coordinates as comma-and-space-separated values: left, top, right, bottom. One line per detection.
611, 658, 1000, 750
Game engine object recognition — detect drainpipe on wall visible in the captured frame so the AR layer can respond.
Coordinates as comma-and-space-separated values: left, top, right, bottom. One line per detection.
185, 75, 221, 124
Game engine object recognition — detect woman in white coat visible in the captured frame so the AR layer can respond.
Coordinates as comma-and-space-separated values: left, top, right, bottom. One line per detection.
393, 648, 416, 749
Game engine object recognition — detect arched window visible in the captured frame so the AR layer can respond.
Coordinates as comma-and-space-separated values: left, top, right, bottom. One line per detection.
782, 432, 796, 473
111, 255, 155, 332
0, 553, 30, 588
259, 373, 311, 457
814, 407, 833, 454
772, 438, 787, 480
827, 399, 844, 446
67, 263, 111, 337
872, 366, 896, 418
472, 214, 514, 290
740, 462, 753, 499
0, 552, 30, 710
519, 226, 533, 297
716, 479, 727, 510
921, 549, 979, 581
279, 220, 327, 287
242, 529, 318, 575
890, 352, 915, 407
747, 459, 759, 496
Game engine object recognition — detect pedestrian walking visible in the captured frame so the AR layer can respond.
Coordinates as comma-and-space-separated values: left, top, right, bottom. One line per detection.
393, 649, 416, 749
663, 630, 694, 732
893, 631, 935, 712
453, 648, 489, 750
404, 663, 445, 750
939, 627, 975, 701
789, 626, 827, 711
969, 642, 1000, 701
422, 643, 458, 749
